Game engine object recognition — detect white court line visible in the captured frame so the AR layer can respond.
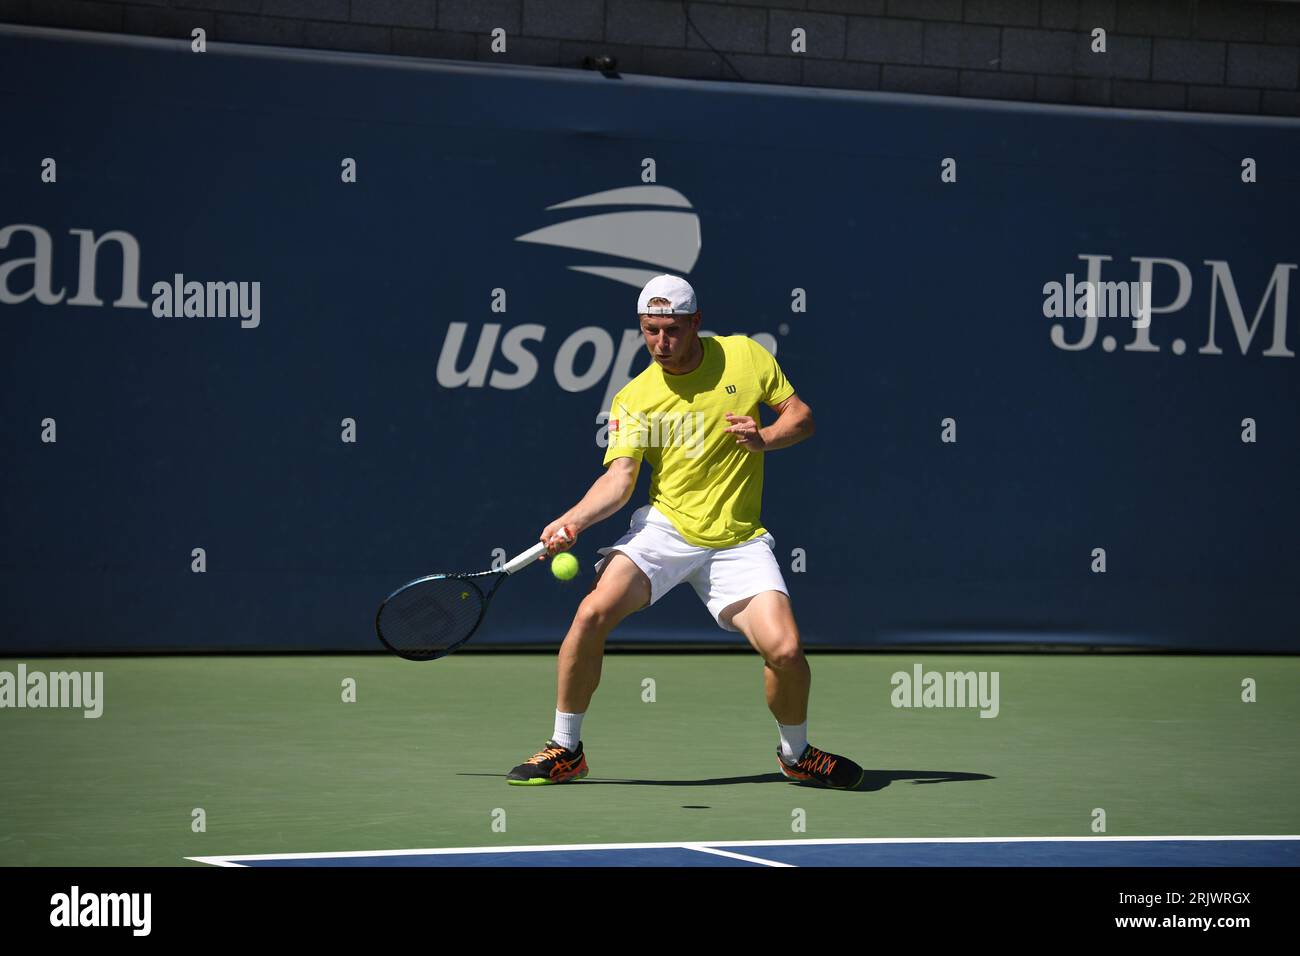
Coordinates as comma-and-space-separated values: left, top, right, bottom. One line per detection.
683, 844, 794, 867
699, 835, 1300, 846
187, 834, 1300, 866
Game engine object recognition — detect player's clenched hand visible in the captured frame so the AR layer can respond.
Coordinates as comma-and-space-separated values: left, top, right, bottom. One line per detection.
538, 521, 577, 558
723, 412, 766, 452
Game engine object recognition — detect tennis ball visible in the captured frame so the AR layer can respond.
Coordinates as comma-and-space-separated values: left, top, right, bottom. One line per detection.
550, 552, 579, 581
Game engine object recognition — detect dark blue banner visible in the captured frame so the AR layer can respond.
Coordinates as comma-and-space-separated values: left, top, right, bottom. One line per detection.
2, 26, 1297, 651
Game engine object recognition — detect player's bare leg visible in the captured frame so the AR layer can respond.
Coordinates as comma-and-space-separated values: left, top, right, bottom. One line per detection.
726, 590, 865, 789
508, 552, 649, 785
724, 589, 810, 723
556, 551, 650, 712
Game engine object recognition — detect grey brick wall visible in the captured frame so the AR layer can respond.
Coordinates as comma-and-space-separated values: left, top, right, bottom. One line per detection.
3, 0, 1298, 117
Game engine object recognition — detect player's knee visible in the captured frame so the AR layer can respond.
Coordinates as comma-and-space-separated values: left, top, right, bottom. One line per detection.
575, 595, 621, 633
764, 639, 804, 671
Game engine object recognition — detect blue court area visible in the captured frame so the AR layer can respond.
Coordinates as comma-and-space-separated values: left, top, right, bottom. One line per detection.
194, 837, 1300, 867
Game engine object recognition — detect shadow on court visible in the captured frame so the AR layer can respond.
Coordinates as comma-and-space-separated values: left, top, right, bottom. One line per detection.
460, 770, 994, 791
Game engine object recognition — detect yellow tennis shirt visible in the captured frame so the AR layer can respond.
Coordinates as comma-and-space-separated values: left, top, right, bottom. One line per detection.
603, 334, 796, 548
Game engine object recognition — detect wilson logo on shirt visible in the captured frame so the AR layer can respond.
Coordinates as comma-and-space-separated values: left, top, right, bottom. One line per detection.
725, 384, 736, 394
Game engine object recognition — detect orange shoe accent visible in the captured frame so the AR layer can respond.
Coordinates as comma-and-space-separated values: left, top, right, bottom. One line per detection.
799, 747, 837, 776
549, 755, 586, 780
778, 756, 810, 779
780, 746, 837, 779
524, 746, 567, 766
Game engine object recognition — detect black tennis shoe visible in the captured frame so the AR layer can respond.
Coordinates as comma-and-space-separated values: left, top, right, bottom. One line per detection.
506, 740, 589, 785
777, 744, 865, 790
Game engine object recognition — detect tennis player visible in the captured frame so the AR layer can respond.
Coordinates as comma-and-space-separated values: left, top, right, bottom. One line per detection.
507, 275, 864, 789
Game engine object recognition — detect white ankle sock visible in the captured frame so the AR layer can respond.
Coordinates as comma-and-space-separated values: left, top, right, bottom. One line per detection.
553, 710, 584, 751
777, 720, 808, 764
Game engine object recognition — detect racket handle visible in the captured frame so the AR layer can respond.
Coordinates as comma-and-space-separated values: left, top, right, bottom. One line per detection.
503, 527, 572, 575
504, 542, 546, 574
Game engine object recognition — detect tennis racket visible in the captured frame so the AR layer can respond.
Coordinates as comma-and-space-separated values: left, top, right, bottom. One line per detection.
375, 527, 572, 661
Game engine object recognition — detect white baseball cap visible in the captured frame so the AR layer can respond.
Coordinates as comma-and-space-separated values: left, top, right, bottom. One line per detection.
637, 274, 698, 315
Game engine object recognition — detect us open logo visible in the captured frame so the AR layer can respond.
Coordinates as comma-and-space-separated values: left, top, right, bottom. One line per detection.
513, 184, 701, 292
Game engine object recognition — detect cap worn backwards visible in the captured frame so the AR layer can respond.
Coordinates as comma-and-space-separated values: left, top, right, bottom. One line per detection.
637, 275, 698, 316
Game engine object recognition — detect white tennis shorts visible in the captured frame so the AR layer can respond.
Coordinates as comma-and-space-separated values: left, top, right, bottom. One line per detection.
593, 503, 790, 632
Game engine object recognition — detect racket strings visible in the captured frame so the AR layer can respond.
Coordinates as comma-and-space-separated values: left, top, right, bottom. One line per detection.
377, 576, 488, 660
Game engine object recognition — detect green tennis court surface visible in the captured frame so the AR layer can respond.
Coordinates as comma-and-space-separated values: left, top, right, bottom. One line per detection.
2, 654, 1296, 866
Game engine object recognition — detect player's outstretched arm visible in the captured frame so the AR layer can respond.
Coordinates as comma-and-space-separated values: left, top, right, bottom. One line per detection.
538, 457, 641, 555
724, 394, 815, 453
